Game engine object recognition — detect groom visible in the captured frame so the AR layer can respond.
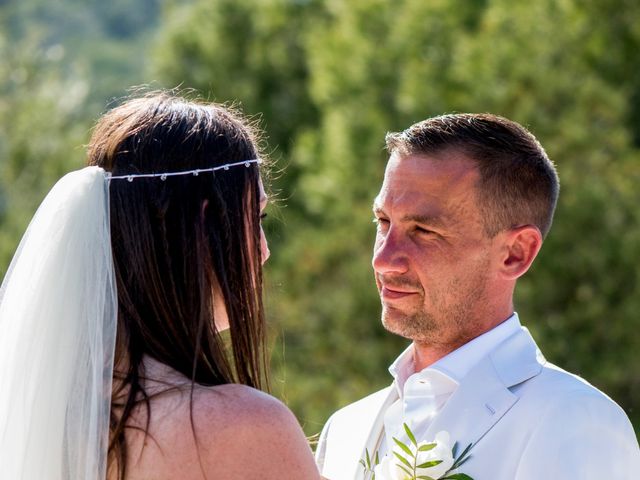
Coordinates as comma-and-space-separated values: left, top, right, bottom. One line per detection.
315, 113, 640, 479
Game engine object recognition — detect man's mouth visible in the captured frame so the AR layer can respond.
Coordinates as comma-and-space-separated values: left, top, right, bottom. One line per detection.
380, 285, 419, 300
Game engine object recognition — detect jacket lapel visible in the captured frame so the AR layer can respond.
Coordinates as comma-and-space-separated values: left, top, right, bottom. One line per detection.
423, 327, 544, 453
321, 385, 399, 480
355, 386, 399, 480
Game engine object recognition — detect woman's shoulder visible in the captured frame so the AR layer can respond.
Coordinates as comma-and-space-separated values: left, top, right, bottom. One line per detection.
192, 384, 320, 478
125, 383, 319, 480
189, 383, 305, 442
195, 382, 294, 424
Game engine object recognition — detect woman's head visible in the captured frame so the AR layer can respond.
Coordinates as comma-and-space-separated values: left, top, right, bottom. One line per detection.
87, 92, 269, 475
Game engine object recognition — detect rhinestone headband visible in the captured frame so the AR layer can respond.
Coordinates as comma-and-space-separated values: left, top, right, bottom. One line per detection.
108, 159, 261, 182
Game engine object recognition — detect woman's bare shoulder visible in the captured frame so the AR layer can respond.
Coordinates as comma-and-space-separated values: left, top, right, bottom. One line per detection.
124, 383, 319, 480
192, 384, 320, 478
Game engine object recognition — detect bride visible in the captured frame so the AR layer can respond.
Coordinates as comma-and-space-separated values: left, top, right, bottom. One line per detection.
0, 92, 320, 479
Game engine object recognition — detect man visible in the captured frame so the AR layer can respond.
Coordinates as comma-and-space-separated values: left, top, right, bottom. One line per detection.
315, 114, 640, 480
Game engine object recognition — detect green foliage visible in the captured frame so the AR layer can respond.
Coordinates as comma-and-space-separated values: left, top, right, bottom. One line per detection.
0, 18, 83, 270
362, 423, 474, 479
153, 0, 640, 436
0, 0, 161, 271
1, 0, 639, 440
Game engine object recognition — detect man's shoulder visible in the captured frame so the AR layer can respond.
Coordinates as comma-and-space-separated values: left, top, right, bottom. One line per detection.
486, 326, 632, 426
527, 359, 607, 398
503, 355, 634, 439
512, 363, 640, 476
491, 325, 623, 410
529, 360, 628, 416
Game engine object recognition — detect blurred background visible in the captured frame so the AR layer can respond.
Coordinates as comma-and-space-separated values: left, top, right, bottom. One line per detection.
1, 0, 638, 436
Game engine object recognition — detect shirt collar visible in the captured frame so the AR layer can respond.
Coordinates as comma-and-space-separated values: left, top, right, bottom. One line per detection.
389, 313, 522, 391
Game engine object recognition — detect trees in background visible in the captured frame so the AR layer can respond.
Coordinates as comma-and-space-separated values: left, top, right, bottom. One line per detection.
154, 0, 640, 434
0, 0, 160, 269
0, 10, 86, 269
1, 0, 638, 435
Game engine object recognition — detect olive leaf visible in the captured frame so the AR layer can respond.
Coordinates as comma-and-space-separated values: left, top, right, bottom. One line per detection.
360, 424, 475, 480
393, 437, 415, 458
418, 442, 437, 452
403, 422, 418, 446
394, 451, 414, 470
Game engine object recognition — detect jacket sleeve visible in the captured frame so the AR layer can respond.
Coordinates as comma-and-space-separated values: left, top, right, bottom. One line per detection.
315, 414, 334, 475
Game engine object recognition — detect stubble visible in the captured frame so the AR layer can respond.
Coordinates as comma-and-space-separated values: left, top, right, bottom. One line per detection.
380, 259, 491, 348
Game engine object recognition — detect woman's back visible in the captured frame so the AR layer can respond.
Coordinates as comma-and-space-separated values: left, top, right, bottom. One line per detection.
0, 92, 320, 480
118, 358, 319, 480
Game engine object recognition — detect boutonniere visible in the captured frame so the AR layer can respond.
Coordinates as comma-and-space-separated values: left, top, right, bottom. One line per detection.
360, 423, 474, 480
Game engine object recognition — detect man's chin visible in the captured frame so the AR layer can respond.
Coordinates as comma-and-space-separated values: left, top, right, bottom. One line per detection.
381, 307, 437, 340
381, 312, 417, 339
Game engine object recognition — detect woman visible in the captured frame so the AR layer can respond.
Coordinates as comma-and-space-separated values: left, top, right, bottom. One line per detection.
0, 92, 320, 479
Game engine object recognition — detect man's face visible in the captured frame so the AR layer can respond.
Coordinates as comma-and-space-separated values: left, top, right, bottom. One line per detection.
372, 150, 502, 348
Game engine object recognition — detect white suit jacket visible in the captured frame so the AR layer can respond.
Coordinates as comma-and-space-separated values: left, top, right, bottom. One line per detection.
316, 327, 640, 479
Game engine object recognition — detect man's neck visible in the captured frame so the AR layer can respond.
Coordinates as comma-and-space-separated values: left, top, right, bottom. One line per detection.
412, 342, 460, 373
412, 312, 515, 372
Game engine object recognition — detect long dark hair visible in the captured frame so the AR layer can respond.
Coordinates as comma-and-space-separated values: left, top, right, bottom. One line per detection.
86, 92, 268, 478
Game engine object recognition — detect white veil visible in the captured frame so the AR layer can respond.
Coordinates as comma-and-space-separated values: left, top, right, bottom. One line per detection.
0, 167, 117, 480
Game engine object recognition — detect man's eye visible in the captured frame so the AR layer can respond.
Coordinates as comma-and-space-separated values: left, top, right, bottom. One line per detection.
373, 217, 389, 228
415, 225, 433, 234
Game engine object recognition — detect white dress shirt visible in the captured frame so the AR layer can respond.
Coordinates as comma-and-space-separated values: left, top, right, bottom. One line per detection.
379, 313, 522, 457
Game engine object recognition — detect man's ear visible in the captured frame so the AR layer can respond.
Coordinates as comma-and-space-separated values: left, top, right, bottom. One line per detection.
498, 225, 543, 280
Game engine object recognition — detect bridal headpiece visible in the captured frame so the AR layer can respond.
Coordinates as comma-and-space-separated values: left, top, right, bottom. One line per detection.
109, 158, 261, 182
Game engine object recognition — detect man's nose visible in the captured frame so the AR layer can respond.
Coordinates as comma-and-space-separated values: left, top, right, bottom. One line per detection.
260, 227, 270, 265
372, 229, 409, 275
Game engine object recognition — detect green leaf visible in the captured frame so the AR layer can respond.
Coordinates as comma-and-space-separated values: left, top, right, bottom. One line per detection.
453, 454, 472, 470
403, 422, 418, 447
374, 451, 380, 466
451, 443, 474, 469
393, 451, 413, 470
365, 448, 372, 468
393, 436, 415, 458
397, 464, 413, 477
359, 459, 366, 469
417, 460, 443, 469
457, 443, 473, 460
441, 474, 474, 480
417, 442, 437, 452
